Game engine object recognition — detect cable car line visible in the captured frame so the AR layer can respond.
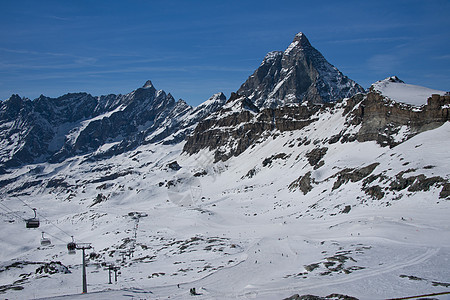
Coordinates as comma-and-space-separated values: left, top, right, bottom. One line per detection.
13, 196, 73, 238
0, 202, 26, 221
2, 198, 77, 245
0, 203, 70, 245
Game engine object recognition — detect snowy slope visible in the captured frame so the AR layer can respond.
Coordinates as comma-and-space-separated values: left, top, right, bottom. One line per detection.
371, 76, 447, 106
0, 96, 449, 299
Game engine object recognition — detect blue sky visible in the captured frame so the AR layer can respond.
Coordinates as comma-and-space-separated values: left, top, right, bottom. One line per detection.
0, 0, 449, 106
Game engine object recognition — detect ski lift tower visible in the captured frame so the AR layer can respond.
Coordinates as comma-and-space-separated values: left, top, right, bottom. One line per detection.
76, 243, 92, 294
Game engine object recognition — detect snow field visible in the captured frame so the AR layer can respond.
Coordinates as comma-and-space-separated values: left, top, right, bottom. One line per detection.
0, 115, 449, 299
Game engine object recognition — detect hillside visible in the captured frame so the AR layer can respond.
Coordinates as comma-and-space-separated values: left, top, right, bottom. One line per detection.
0, 33, 449, 300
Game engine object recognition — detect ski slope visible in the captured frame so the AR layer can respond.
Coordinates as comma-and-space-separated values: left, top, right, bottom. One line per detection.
0, 107, 449, 300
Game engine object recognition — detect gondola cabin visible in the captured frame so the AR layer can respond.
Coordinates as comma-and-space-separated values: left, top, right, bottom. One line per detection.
26, 218, 40, 228
67, 241, 77, 255
26, 208, 39, 228
40, 233, 51, 246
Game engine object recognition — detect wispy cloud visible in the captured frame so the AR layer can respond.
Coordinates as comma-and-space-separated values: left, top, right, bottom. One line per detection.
325, 37, 412, 45
367, 54, 402, 74
0, 47, 97, 63
433, 54, 450, 60
44, 14, 72, 21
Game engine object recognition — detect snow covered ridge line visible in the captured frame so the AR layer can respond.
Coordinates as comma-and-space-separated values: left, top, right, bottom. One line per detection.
371, 76, 448, 107
183, 88, 450, 162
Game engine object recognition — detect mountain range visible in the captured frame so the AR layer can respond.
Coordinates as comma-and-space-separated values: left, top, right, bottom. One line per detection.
0, 33, 449, 300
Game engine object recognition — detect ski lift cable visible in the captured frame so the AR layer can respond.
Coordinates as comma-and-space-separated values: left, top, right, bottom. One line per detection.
0, 203, 72, 244
0, 201, 23, 216
10, 196, 95, 246
39, 230, 68, 244
2, 198, 95, 251
13, 196, 74, 239
0, 202, 27, 221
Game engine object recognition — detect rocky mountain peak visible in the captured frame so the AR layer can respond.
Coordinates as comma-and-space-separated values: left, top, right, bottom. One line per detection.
386, 76, 404, 83
292, 32, 312, 48
237, 32, 364, 108
142, 80, 155, 89
210, 92, 227, 102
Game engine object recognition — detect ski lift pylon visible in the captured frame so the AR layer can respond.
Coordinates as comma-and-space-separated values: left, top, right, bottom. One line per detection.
40, 232, 51, 246
26, 208, 40, 228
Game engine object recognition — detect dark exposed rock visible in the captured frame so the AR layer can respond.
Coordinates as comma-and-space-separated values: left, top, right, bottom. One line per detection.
45, 178, 70, 189
167, 161, 181, 171
7, 180, 43, 194
193, 170, 207, 177
362, 173, 387, 187
407, 175, 446, 192
348, 91, 450, 147
262, 153, 288, 167
325, 294, 359, 300
0, 84, 226, 169
341, 205, 351, 214
91, 193, 108, 207
328, 133, 342, 144
88, 170, 133, 184
284, 292, 358, 299
35, 261, 71, 275
390, 171, 446, 193
305, 147, 328, 168
283, 295, 321, 300
389, 169, 417, 191
183, 99, 319, 162
364, 185, 385, 200
243, 168, 257, 179
332, 163, 379, 190
289, 171, 314, 195
440, 183, 450, 199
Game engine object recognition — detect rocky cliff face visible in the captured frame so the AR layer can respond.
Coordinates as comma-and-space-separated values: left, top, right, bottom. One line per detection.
183, 94, 321, 162
348, 89, 450, 148
184, 81, 449, 162
237, 33, 364, 108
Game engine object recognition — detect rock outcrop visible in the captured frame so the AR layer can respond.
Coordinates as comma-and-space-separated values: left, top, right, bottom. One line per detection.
184, 86, 450, 162
183, 95, 320, 162
347, 91, 450, 147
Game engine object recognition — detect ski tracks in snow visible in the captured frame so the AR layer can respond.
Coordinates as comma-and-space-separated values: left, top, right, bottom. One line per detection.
238, 246, 440, 299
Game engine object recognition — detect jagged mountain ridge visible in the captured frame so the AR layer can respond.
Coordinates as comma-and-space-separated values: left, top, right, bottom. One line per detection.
0, 81, 226, 170
237, 33, 365, 107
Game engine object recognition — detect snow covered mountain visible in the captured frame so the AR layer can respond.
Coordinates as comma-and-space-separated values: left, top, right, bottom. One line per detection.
0, 33, 449, 300
0, 81, 226, 170
237, 33, 364, 107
